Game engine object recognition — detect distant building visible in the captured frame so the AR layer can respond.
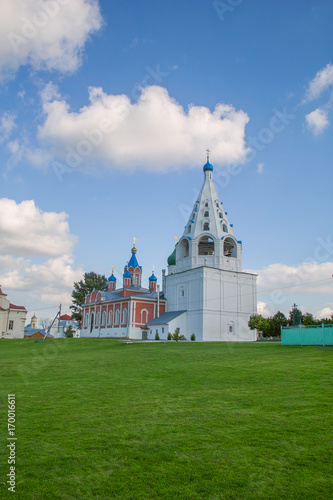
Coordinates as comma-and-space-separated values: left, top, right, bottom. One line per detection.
0, 286, 27, 339
24, 313, 80, 338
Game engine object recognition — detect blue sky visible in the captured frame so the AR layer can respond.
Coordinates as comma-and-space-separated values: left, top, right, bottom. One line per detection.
0, 0, 332, 323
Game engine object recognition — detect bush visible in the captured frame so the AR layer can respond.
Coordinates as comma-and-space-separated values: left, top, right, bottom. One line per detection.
155, 332, 160, 340
167, 332, 172, 340
64, 326, 74, 338
172, 329, 183, 342
190, 334, 196, 341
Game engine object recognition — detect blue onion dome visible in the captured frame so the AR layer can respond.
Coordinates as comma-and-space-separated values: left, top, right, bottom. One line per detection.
108, 273, 116, 282
149, 272, 157, 282
123, 268, 131, 279
167, 247, 176, 266
203, 161, 213, 172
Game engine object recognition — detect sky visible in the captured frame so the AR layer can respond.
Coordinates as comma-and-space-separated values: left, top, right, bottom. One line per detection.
0, 0, 332, 325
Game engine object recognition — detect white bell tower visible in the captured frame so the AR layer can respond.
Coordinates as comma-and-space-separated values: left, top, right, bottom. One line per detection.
165, 153, 257, 342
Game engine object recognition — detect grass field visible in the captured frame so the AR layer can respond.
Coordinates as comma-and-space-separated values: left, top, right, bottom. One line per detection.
0, 339, 332, 499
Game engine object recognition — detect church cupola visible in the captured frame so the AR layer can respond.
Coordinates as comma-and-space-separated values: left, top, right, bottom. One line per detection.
149, 266, 157, 291
108, 266, 117, 291
123, 266, 132, 289
167, 237, 177, 275
31, 313, 37, 329
126, 238, 142, 286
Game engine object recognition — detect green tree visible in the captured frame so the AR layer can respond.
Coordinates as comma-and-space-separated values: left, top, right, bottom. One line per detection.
270, 311, 288, 336
155, 332, 160, 340
167, 332, 172, 340
64, 325, 74, 338
248, 314, 271, 337
288, 304, 303, 326
70, 272, 108, 325
302, 312, 317, 326
172, 329, 183, 342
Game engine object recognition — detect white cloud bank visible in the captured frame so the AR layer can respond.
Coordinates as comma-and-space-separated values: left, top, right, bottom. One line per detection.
0, 0, 102, 80
305, 108, 329, 135
252, 262, 333, 297
39, 85, 250, 172
0, 198, 83, 309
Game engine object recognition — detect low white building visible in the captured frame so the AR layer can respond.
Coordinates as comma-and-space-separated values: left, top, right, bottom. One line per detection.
0, 286, 27, 339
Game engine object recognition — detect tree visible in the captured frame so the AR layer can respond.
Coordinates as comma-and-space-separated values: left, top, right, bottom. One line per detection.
302, 313, 317, 326
155, 332, 160, 340
64, 325, 74, 338
248, 314, 270, 337
172, 329, 183, 342
270, 311, 288, 336
288, 304, 302, 326
70, 272, 108, 325
39, 317, 52, 329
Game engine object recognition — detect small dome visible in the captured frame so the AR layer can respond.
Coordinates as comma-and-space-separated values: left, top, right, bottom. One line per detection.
149, 272, 157, 282
123, 269, 131, 279
167, 247, 176, 266
203, 161, 213, 172
108, 273, 116, 282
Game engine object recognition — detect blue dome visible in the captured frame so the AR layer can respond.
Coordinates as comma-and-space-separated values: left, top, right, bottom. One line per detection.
149, 272, 157, 282
108, 273, 116, 282
203, 161, 213, 172
123, 269, 131, 279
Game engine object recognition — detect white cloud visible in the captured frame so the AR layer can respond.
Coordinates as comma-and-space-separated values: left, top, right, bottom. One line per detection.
0, 198, 83, 310
257, 162, 264, 174
250, 262, 333, 296
0, 198, 77, 257
39, 85, 250, 172
0, 0, 102, 80
305, 108, 329, 135
257, 301, 270, 317
0, 112, 16, 143
304, 63, 333, 102
316, 306, 333, 320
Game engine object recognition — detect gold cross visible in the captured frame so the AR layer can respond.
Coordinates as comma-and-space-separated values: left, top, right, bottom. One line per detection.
174, 236, 178, 246
152, 265, 155, 273
133, 237, 136, 247
206, 148, 210, 161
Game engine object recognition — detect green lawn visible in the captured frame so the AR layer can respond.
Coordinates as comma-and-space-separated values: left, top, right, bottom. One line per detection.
0, 340, 332, 499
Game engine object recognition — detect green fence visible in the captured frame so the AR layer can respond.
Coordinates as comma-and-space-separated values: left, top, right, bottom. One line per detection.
281, 324, 333, 346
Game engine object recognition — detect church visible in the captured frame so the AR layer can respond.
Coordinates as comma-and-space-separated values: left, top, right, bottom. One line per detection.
81, 155, 257, 341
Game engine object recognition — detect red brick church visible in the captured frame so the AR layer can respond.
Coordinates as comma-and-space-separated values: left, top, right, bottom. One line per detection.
81, 241, 165, 339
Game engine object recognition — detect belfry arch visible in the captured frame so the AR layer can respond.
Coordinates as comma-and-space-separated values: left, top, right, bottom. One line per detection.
198, 236, 215, 256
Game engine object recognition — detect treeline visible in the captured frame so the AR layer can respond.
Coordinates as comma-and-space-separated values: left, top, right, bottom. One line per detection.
248, 307, 333, 338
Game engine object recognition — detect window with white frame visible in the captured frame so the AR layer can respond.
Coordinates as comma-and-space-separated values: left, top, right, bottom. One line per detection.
109, 310, 113, 325
122, 309, 127, 325
8, 320, 14, 330
102, 311, 106, 326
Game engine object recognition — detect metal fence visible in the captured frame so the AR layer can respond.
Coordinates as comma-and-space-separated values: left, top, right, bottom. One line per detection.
281, 324, 333, 346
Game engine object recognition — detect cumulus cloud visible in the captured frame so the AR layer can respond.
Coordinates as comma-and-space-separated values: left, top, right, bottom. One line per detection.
305, 108, 329, 135
316, 306, 333, 320
304, 63, 333, 102
0, 0, 102, 80
38, 85, 250, 172
0, 198, 83, 310
250, 261, 333, 296
257, 301, 270, 317
0, 198, 77, 257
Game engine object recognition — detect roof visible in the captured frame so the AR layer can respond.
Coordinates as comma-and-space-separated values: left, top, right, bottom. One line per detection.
10, 303, 26, 311
108, 273, 116, 282
0, 286, 7, 296
24, 329, 53, 338
203, 161, 213, 172
128, 247, 141, 269
123, 269, 132, 278
149, 272, 157, 282
60, 314, 72, 321
167, 247, 176, 266
147, 310, 187, 326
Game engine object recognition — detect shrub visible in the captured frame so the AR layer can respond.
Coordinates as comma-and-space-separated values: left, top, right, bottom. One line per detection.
155, 332, 160, 340
167, 332, 172, 340
190, 334, 196, 341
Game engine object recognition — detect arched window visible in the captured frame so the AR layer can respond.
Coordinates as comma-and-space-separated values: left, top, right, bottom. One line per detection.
122, 309, 127, 325
102, 311, 106, 326
224, 237, 237, 258
198, 236, 215, 255
204, 211, 209, 217
108, 310, 113, 325
179, 238, 189, 258
219, 213, 223, 219
115, 310, 120, 325
228, 321, 234, 334
90, 313, 94, 333
141, 309, 148, 324
223, 224, 228, 233
96, 312, 100, 326
187, 225, 191, 234
203, 222, 210, 231
205, 202, 208, 207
